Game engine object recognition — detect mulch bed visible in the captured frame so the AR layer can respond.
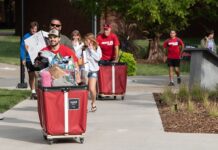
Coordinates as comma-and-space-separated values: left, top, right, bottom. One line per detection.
153, 93, 218, 133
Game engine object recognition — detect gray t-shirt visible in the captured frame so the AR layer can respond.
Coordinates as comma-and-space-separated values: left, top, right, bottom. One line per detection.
60, 34, 74, 51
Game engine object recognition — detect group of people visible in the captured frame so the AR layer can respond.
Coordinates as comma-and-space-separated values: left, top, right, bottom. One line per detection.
20, 18, 120, 112
19, 18, 217, 112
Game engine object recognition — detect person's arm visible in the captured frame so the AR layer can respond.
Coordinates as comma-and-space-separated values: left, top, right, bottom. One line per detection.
114, 45, 119, 62
200, 37, 208, 48
113, 34, 120, 62
89, 47, 102, 61
163, 40, 168, 62
20, 37, 26, 65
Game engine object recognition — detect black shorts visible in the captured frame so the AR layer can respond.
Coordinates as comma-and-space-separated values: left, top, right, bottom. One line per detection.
167, 59, 180, 67
26, 61, 35, 72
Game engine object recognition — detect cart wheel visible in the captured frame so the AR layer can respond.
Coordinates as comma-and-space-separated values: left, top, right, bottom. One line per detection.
121, 96, 125, 100
114, 96, 117, 100
80, 137, 84, 144
43, 135, 47, 140
48, 139, 54, 145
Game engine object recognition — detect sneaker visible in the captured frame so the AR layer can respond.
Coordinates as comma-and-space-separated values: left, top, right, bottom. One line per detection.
168, 82, 175, 86
177, 77, 181, 84
31, 93, 37, 100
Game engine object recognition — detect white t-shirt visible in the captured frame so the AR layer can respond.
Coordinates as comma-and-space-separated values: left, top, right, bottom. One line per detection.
207, 39, 214, 52
72, 41, 84, 58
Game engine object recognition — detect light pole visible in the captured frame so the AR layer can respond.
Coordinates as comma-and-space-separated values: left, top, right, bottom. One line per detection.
17, 0, 27, 88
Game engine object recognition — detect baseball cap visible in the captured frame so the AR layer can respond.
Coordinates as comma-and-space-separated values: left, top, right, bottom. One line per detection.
103, 24, 112, 30
48, 29, 60, 37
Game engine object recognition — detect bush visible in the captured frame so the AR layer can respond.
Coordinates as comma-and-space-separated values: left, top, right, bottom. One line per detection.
177, 84, 189, 102
119, 51, 136, 76
160, 87, 176, 106
190, 84, 207, 101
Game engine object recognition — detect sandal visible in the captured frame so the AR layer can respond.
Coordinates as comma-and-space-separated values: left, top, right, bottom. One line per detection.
91, 106, 97, 112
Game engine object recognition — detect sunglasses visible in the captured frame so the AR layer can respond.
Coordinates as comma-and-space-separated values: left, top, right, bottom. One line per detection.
50, 24, 61, 27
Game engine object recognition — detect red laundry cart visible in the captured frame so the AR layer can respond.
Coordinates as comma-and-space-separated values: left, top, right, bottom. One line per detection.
37, 86, 88, 144
97, 62, 127, 100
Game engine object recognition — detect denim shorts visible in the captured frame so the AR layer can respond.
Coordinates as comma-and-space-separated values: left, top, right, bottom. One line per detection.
88, 71, 98, 78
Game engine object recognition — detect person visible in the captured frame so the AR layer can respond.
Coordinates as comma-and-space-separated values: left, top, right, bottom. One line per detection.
71, 30, 87, 84
201, 30, 217, 54
41, 29, 81, 83
71, 30, 84, 57
96, 23, 120, 63
20, 21, 39, 99
49, 18, 73, 50
163, 30, 184, 86
83, 33, 102, 112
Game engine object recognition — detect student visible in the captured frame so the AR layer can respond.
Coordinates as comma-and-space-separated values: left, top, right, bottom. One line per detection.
96, 23, 119, 63
163, 30, 184, 86
49, 18, 73, 50
71, 30, 87, 84
84, 33, 102, 112
41, 29, 81, 83
20, 21, 39, 99
201, 30, 217, 54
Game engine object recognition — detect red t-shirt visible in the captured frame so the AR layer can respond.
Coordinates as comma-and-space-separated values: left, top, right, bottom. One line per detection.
41, 44, 78, 62
97, 33, 120, 61
163, 37, 184, 59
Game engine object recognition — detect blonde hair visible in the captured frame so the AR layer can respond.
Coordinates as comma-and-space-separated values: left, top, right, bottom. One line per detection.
84, 33, 98, 51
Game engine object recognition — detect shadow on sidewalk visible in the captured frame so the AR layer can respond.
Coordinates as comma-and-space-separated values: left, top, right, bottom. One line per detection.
0, 125, 46, 144
1, 117, 38, 124
12, 106, 37, 112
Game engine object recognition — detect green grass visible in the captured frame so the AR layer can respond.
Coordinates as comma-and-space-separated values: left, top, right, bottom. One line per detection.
0, 35, 20, 65
136, 60, 190, 76
136, 63, 168, 76
0, 89, 30, 113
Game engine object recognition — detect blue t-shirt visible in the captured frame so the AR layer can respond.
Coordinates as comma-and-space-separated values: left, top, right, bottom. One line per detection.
20, 33, 32, 62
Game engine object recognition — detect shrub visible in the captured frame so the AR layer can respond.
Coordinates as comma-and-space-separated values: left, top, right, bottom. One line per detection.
119, 51, 136, 76
190, 84, 206, 101
160, 87, 176, 106
187, 97, 195, 113
177, 84, 189, 102
207, 103, 218, 117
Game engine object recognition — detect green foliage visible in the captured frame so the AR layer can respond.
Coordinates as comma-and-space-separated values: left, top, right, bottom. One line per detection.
187, 99, 195, 113
178, 84, 189, 102
0, 89, 30, 113
207, 103, 218, 117
160, 87, 176, 106
119, 51, 136, 76
190, 84, 207, 101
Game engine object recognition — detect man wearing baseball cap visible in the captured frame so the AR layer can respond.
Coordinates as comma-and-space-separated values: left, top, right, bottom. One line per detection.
41, 29, 81, 83
97, 23, 120, 63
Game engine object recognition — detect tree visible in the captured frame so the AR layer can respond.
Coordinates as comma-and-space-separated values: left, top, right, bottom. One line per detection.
70, 0, 218, 63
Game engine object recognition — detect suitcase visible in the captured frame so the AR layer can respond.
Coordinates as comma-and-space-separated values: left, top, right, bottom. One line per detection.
37, 86, 88, 144
97, 62, 127, 100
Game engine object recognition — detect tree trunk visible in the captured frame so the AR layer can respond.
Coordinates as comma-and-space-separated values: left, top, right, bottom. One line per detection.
146, 34, 165, 63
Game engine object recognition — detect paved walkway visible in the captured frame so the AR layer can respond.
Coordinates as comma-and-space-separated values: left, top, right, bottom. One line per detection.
0, 63, 218, 150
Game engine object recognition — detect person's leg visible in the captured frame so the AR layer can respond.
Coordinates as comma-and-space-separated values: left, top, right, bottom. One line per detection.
174, 59, 181, 84
28, 71, 37, 99
167, 59, 175, 86
88, 77, 97, 111
169, 66, 175, 86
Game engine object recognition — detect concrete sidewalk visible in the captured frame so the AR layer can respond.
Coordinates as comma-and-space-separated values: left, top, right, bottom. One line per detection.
0, 63, 218, 150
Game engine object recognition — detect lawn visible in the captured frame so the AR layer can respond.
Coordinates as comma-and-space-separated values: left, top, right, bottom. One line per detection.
0, 35, 20, 65
136, 60, 190, 76
0, 89, 30, 113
